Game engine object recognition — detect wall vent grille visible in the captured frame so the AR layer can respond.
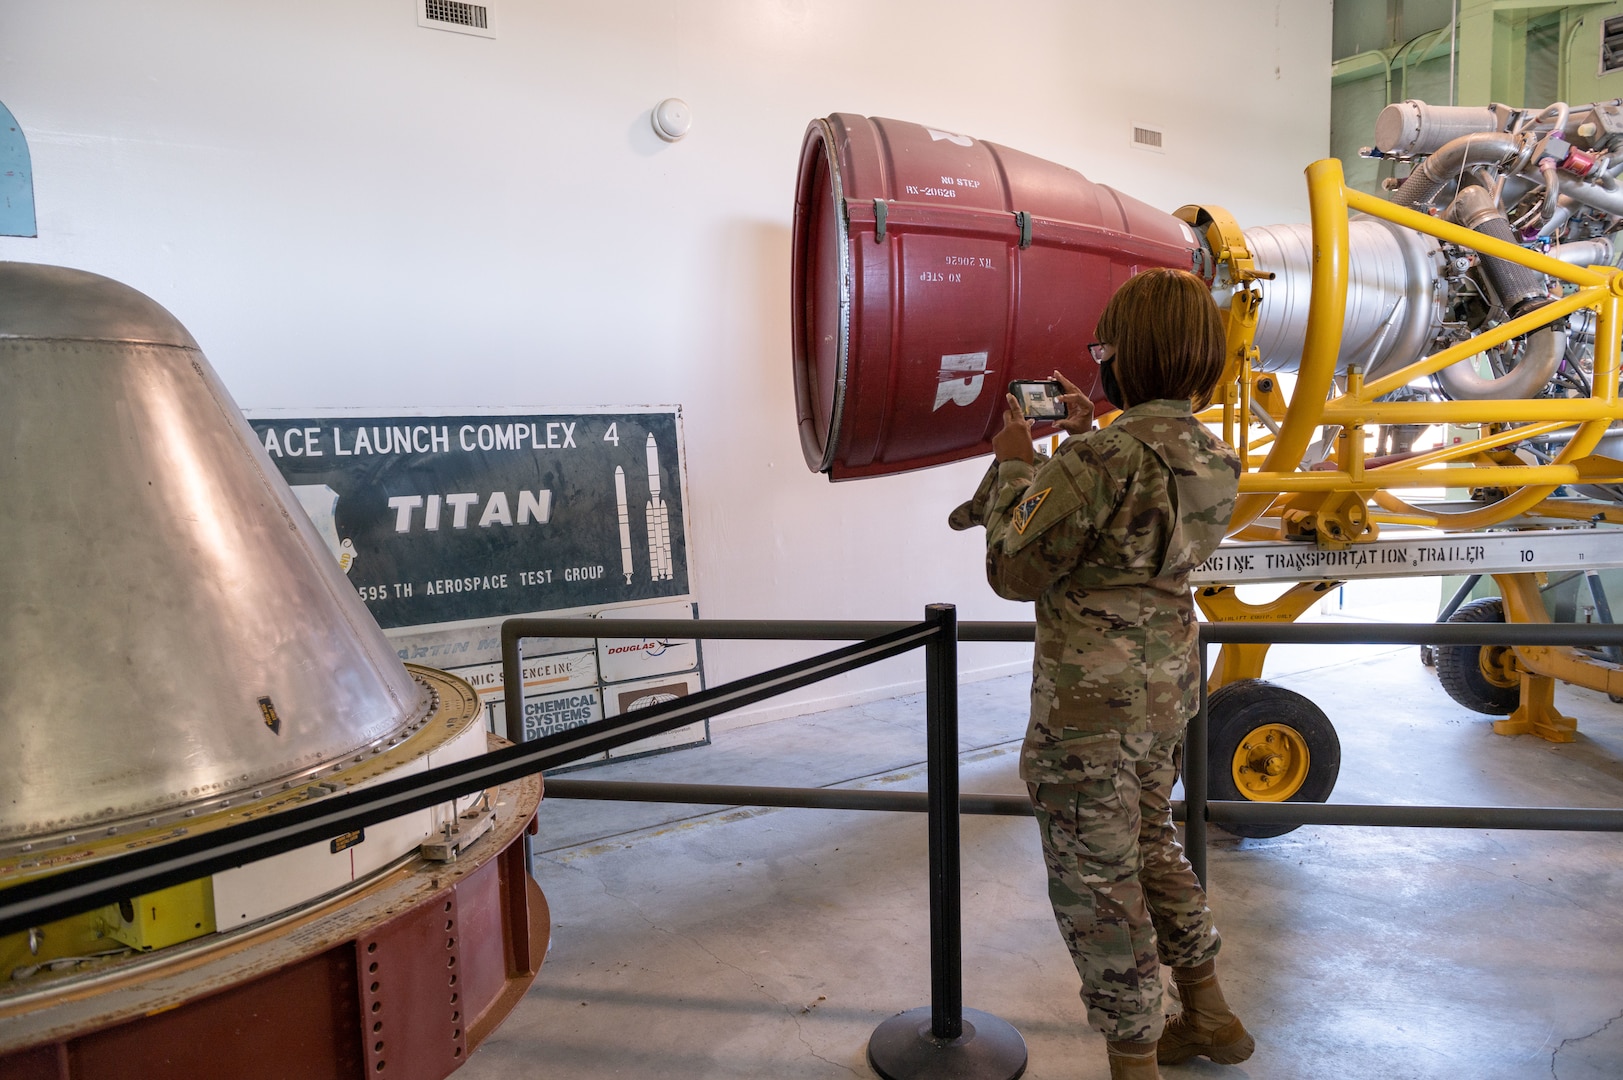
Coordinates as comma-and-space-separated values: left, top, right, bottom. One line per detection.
1131, 125, 1165, 152
419, 0, 495, 38
1603, 16, 1623, 75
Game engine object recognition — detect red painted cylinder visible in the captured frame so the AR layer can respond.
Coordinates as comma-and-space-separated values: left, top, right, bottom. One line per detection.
792, 114, 1203, 479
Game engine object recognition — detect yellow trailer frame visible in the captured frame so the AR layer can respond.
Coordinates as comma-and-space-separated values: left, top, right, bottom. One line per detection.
1191, 158, 1623, 747
1197, 157, 1623, 540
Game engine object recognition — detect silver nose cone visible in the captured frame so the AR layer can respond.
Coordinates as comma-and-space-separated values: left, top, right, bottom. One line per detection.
0, 263, 427, 849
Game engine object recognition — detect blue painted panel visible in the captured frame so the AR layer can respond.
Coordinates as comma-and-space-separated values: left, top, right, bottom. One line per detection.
0, 100, 37, 237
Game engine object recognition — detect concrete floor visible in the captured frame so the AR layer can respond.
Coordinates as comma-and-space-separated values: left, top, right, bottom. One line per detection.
460, 592, 1623, 1080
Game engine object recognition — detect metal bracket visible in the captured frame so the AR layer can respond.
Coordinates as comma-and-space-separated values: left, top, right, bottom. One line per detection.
421, 804, 496, 862
873, 199, 887, 242
1015, 210, 1032, 249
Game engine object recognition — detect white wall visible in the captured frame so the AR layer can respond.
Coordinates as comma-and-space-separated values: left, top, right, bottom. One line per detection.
0, 0, 1332, 725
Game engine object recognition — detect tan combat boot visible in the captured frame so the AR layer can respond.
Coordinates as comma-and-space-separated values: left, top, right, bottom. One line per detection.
1157, 960, 1254, 1065
1105, 1039, 1164, 1080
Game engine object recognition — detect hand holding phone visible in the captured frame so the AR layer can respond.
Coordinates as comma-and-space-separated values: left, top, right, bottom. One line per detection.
1050, 370, 1094, 434
992, 393, 1035, 464
1008, 380, 1068, 420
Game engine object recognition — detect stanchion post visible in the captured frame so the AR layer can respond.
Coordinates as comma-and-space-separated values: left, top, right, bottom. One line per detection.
502, 622, 527, 745
867, 604, 1027, 1080
501, 623, 536, 874
1187, 639, 1209, 887
926, 602, 963, 1037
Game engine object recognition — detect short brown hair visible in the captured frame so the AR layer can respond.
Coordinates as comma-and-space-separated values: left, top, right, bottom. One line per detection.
1094, 267, 1226, 409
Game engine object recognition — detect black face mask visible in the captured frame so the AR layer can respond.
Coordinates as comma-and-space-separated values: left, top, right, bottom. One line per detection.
1099, 360, 1125, 410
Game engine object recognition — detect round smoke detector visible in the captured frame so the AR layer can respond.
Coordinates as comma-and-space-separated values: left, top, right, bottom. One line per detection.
652, 98, 692, 142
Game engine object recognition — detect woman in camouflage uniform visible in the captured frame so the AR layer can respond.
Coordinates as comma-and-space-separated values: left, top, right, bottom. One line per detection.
959, 268, 1250, 1080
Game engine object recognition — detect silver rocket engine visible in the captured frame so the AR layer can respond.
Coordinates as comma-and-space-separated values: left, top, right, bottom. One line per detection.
1236, 97, 1623, 402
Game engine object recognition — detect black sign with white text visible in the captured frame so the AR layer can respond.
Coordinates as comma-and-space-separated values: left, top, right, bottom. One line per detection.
246, 409, 691, 629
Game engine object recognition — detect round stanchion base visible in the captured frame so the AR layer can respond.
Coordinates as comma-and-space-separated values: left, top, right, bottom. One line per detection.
867, 1006, 1027, 1080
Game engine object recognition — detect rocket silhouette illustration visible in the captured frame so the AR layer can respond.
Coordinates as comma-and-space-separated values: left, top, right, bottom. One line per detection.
645, 434, 674, 581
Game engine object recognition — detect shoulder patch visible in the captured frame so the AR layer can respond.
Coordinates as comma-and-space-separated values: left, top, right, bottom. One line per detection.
1012, 488, 1051, 534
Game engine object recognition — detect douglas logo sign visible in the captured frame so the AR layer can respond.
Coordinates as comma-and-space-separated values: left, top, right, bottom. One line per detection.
605, 639, 673, 658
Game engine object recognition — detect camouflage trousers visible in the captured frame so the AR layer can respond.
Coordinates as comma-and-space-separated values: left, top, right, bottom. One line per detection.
1026, 727, 1220, 1043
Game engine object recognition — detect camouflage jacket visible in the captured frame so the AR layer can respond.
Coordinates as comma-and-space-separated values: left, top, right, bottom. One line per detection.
969, 400, 1240, 783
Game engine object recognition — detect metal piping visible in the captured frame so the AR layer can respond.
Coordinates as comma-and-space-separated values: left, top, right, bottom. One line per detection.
1451, 183, 1548, 313
1548, 238, 1614, 266
1539, 159, 1561, 222
1435, 324, 1567, 400
1390, 132, 1524, 208
1556, 172, 1623, 217
1536, 196, 1577, 238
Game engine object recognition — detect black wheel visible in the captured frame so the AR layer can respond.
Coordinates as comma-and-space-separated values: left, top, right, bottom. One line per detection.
1419, 644, 1436, 667
1435, 597, 1520, 715
1206, 679, 1342, 839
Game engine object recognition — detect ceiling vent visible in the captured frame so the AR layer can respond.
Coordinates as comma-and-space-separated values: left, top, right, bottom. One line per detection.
1131, 124, 1165, 153
419, 0, 496, 38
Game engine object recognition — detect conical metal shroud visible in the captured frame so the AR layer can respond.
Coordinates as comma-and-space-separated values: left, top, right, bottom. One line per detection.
0, 263, 427, 850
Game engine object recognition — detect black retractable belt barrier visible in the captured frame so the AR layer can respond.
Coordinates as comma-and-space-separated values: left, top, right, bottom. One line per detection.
12, 608, 1623, 1067
0, 619, 936, 938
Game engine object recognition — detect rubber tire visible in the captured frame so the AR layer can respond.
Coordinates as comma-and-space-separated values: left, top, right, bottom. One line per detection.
1206, 679, 1342, 840
1435, 597, 1519, 716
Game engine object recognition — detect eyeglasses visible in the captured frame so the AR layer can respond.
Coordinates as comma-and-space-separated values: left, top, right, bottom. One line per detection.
1088, 342, 1112, 363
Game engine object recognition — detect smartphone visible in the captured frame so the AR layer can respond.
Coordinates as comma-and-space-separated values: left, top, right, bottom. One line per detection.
1009, 379, 1068, 420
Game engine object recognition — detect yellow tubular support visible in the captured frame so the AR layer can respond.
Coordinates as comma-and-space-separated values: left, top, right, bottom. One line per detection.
1533, 500, 1623, 524
1324, 398, 1623, 424
1197, 581, 1340, 689
1343, 187, 1611, 288
1491, 573, 1581, 741
1177, 203, 1266, 457
1226, 158, 1623, 539
1368, 507, 1440, 527
1373, 421, 1574, 472
1229, 159, 1350, 535
1371, 289, 1621, 530
1343, 289, 1600, 405
1242, 463, 1605, 492
1238, 358, 1253, 463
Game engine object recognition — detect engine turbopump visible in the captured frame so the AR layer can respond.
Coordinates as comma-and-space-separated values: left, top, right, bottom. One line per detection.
1268, 97, 1623, 403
